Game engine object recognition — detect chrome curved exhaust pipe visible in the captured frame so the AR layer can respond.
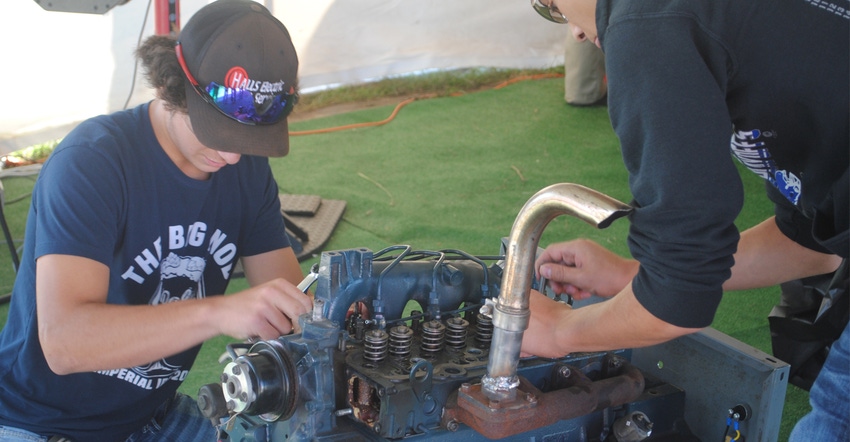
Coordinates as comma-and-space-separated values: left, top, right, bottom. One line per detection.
481, 183, 632, 400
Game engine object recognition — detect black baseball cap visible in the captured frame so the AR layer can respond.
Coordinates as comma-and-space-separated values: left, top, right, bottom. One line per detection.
177, 0, 299, 157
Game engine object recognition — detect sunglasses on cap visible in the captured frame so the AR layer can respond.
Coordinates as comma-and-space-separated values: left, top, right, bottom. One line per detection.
531, 0, 568, 24
175, 43, 296, 126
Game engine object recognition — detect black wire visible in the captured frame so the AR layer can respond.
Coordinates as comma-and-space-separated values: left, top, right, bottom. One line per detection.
122, 0, 154, 110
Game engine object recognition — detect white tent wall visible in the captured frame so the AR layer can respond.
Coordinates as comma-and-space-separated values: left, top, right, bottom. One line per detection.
0, 0, 568, 155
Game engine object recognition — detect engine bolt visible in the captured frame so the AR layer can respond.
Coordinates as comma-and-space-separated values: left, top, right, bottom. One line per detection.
609, 357, 622, 370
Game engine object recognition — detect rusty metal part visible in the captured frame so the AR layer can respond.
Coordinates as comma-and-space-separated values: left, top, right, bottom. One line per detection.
447, 356, 645, 440
348, 374, 380, 428
483, 183, 632, 400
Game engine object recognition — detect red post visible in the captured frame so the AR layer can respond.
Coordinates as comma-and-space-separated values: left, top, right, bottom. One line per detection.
155, 0, 180, 36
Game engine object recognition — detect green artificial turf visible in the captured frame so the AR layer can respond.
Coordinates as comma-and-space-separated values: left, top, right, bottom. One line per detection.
0, 76, 807, 440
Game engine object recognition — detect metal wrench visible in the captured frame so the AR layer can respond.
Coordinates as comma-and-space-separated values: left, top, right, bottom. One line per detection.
297, 263, 320, 293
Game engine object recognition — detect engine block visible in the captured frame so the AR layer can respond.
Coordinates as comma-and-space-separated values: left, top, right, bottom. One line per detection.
197, 245, 705, 441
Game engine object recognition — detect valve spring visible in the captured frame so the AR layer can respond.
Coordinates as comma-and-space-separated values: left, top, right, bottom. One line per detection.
420, 320, 446, 354
363, 329, 389, 363
445, 317, 469, 349
475, 312, 493, 345
388, 325, 414, 357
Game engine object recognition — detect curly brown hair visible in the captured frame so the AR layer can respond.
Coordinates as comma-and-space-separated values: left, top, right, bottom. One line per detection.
136, 35, 187, 113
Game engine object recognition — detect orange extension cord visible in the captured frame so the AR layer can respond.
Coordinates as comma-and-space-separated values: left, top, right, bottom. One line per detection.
288, 72, 564, 137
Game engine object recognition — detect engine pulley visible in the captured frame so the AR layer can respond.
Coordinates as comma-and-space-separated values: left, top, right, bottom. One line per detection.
220, 340, 299, 422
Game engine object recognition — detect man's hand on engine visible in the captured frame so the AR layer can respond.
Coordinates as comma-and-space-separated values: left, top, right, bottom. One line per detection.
213, 278, 313, 340
535, 239, 639, 300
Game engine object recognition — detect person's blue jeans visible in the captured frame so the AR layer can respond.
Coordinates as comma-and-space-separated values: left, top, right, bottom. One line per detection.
789, 321, 850, 441
0, 393, 216, 442
0, 427, 45, 442
124, 392, 217, 442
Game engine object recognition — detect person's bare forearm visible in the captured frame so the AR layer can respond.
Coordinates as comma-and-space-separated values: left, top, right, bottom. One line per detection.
559, 284, 700, 352
525, 284, 701, 358
37, 251, 311, 375
38, 293, 224, 374
725, 217, 842, 291
524, 216, 842, 358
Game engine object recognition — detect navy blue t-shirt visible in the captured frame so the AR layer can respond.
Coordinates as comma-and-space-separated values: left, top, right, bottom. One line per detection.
0, 102, 289, 439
